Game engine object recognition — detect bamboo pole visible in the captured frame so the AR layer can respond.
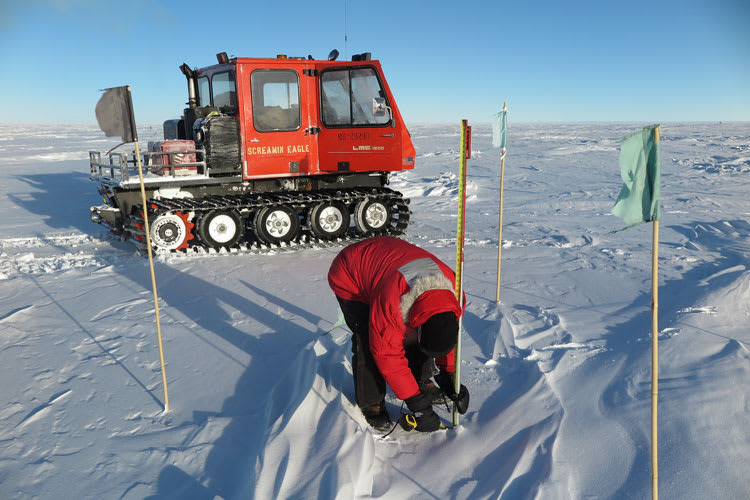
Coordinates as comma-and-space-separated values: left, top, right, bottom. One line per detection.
134, 139, 171, 413
651, 125, 660, 500
495, 102, 508, 303
651, 219, 659, 499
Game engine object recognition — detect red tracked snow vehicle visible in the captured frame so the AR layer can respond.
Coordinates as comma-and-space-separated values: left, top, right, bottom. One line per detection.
89, 50, 414, 252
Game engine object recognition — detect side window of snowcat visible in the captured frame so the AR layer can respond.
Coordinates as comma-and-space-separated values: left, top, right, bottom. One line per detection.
212, 71, 237, 110
250, 70, 301, 132
197, 77, 210, 107
321, 68, 390, 127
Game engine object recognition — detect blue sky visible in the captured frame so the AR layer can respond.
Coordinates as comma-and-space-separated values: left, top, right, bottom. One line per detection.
1, 0, 748, 125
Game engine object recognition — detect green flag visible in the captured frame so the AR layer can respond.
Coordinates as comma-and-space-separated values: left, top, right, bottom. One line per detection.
611, 125, 660, 227
492, 108, 507, 149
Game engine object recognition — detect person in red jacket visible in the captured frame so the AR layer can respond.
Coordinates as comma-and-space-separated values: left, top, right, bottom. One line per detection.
328, 236, 469, 431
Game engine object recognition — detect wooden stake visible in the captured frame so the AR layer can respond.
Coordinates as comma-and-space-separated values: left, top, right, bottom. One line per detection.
134, 139, 170, 413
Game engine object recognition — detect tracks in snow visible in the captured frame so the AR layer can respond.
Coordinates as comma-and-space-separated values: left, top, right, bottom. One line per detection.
0, 229, 376, 279
0, 232, 130, 279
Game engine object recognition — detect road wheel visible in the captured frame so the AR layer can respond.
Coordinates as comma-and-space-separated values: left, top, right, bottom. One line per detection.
150, 212, 193, 251
254, 205, 300, 244
355, 198, 392, 234
309, 202, 349, 239
198, 210, 244, 250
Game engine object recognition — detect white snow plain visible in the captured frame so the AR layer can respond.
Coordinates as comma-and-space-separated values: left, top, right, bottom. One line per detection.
0, 122, 748, 499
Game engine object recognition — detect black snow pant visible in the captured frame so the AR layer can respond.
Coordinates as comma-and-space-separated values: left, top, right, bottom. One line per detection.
336, 296, 435, 408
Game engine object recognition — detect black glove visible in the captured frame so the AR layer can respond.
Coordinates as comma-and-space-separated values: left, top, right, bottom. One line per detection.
404, 392, 441, 432
434, 372, 470, 415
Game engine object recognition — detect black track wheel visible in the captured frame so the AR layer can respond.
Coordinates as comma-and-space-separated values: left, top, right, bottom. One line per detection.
355, 198, 392, 234
254, 205, 300, 244
198, 209, 244, 250
308, 201, 350, 239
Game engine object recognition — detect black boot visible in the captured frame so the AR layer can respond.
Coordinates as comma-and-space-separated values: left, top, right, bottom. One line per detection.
361, 401, 392, 431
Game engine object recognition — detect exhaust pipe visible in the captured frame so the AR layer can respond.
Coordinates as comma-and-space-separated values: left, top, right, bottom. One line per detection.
180, 63, 198, 109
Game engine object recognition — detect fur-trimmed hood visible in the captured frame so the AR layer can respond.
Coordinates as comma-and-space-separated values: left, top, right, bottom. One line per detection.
400, 271, 457, 326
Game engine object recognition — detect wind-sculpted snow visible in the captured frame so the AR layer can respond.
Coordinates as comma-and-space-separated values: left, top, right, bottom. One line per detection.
0, 122, 749, 499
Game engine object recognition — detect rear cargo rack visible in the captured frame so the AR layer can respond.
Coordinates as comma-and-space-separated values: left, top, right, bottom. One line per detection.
89, 147, 209, 186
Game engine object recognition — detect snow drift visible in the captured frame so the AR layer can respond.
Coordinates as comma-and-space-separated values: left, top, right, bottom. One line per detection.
0, 122, 748, 499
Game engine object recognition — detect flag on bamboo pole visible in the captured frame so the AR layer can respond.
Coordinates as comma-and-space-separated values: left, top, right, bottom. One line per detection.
491, 108, 508, 149
94, 85, 169, 412
611, 124, 662, 500
494, 103, 508, 303
611, 125, 660, 227
95, 86, 137, 144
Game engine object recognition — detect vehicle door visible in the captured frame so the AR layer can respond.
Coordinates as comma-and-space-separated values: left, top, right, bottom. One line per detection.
240, 65, 317, 178
315, 65, 404, 173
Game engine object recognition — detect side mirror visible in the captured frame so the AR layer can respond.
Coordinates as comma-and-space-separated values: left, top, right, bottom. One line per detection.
372, 97, 388, 117
372, 97, 396, 127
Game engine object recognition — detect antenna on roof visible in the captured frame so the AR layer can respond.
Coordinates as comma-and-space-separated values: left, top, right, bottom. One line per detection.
344, 0, 348, 60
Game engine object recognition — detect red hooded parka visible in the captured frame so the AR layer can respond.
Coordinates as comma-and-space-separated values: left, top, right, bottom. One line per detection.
328, 236, 463, 400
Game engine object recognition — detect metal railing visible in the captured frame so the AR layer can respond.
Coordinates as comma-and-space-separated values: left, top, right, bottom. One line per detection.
89, 148, 208, 184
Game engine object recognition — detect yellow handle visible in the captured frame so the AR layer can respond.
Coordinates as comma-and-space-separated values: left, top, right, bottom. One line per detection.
404, 414, 417, 431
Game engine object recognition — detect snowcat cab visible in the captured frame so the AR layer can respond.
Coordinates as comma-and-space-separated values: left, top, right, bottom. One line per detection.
89, 50, 415, 252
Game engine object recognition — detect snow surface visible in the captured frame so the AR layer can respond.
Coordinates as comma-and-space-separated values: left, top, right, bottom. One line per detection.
1, 122, 749, 499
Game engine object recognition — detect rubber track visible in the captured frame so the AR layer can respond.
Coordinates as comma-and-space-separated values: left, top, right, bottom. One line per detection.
127, 187, 411, 255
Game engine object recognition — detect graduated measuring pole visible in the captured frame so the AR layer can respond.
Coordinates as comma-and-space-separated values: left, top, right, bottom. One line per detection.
453, 120, 471, 427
